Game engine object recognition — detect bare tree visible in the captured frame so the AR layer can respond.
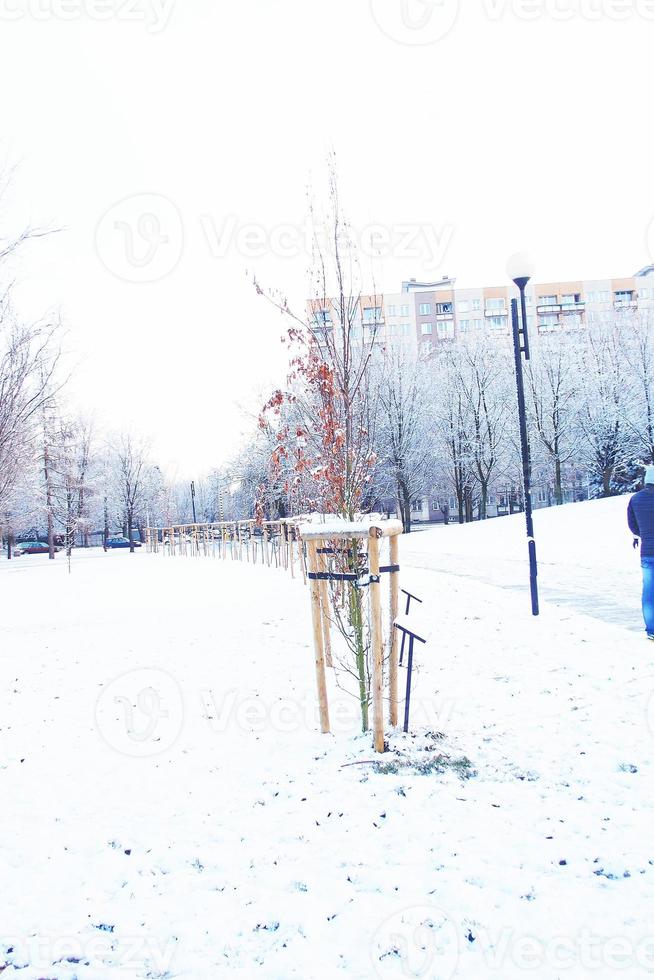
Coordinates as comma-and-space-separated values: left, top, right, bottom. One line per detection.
374, 346, 435, 532
525, 333, 580, 505
113, 434, 149, 552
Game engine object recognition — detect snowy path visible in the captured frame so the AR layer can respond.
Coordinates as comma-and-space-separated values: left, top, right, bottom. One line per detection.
1, 500, 654, 979
402, 496, 643, 632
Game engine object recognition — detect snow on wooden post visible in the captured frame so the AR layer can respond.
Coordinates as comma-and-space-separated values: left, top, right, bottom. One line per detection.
306, 539, 331, 734
368, 527, 385, 753
389, 533, 400, 727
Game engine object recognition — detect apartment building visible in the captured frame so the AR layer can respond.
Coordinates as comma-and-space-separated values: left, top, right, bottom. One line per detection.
407, 266, 654, 352
308, 265, 654, 351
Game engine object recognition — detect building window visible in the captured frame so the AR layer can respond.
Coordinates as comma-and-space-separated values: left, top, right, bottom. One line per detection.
472, 298, 481, 311
460, 319, 470, 331
457, 301, 469, 314
489, 316, 506, 329
615, 290, 634, 305
313, 309, 332, 327
638, 288, 651, 299
421, 322, 433, 335
401, 322, 410, 335
387, 304, 396, 316
539, 295, 557, 305
362, 306, 382, 323
486, 297, 506, 310
561, 293, 581, 305
419, 303, 431, 315
400, 304, 410, 316
435, 302, 453, 315
539, 315, 559, 329
473, 318, 482, 330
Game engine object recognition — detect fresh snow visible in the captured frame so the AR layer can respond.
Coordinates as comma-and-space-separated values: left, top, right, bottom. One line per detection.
1, 496, 653, 979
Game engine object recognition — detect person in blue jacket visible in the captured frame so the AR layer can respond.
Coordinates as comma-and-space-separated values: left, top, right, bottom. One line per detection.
628, 465, 654, 638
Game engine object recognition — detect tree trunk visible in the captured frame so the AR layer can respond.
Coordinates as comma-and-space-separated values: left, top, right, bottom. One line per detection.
479, 483, 488, 521
553, 458, 563, 505
103, 497, 109, 552
398, 480, 412, 534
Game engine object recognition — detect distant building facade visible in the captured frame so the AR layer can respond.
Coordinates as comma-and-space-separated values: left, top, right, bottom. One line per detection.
309, 266, 654, 355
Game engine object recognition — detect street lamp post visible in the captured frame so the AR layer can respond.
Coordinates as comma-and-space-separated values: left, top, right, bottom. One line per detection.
190, 481, 198, 524
507, 252, 539, 617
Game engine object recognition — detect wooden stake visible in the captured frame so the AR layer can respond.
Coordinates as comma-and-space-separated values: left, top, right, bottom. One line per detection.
317, 545, 333, 668
368, 529, 385, 753
389, 533, 400, 727
307, 540, 330, 733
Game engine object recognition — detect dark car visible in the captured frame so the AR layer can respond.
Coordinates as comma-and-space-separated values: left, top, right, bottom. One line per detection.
15, 541, 56, 555
106, 536, 142, 549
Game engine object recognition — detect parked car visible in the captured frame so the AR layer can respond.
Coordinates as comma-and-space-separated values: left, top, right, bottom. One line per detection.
15, 541, 56, 555
106, 536, 142, 549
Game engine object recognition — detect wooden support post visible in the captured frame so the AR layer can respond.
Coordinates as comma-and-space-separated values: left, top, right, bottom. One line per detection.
389, 533, 400, 727
299, 536, 307, 586
307, 540, 330, 734
264, 525, 270, 566
368, 528, 385, 753
317, 545, 333, 668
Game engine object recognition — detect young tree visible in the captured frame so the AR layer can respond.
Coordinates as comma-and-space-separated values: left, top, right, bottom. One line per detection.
254, 162, 381, 731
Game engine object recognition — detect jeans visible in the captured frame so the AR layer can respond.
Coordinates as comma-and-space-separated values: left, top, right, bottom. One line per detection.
642, 558, 654, 635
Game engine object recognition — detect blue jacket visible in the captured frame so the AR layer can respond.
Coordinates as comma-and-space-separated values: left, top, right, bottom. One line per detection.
628, 486, 654, 557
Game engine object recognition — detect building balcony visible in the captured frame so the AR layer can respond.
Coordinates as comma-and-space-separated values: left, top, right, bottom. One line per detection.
560, 302, 585, 313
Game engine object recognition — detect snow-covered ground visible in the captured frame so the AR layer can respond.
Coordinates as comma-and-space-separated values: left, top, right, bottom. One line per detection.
1, 497, 653, 979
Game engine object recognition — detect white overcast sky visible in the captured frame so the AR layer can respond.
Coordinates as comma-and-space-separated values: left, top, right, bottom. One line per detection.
1, 0, 652, 477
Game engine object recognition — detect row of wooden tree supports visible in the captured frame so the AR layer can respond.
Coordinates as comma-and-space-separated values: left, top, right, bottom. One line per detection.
145, 519, 306, 580
145, 517, 404, 753
300, 521, 403, 753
